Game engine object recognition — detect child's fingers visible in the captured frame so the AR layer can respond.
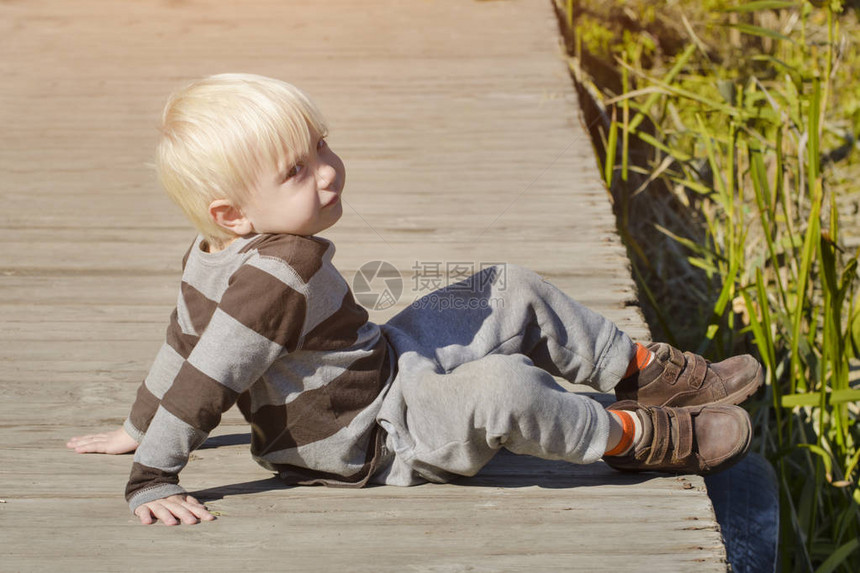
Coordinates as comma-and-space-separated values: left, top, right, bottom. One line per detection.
156, 505, 185, 526
183, 496, 216, 521
136, 496, 212, 526
137, 501, 182, 526
134, 506, 156, 525
66, 428, 137, 454
67, 433, 107, 444
66, 434, 99, 450
66, 434, 109, 453
163, 499, 203, 525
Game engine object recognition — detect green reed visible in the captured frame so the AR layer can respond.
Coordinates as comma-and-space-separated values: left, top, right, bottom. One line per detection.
557, 1, 860, 570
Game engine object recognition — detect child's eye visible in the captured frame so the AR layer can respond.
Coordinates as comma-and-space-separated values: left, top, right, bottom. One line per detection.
284, 164, 303, 181
317, 137, 327, 150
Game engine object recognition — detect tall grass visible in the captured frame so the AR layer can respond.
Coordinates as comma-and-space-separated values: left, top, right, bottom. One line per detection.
557, 1, 860, 570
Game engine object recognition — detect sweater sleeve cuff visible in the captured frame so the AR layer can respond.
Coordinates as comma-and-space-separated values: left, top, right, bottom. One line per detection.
127, 484, 187, 514
123, 418, 145, 444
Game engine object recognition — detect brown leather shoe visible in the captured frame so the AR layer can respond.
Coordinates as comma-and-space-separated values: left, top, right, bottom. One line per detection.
614, 342, 764, 407
604, 400, 752, 475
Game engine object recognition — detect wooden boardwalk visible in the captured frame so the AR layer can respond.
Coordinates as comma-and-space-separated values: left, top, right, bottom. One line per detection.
0, 0, 726, 570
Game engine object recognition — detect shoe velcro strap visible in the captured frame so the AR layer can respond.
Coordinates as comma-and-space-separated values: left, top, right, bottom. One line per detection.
672, 408, 694, 461
681, 353, 709, 390
646, 407, 672, 465
661, 346, 686, 385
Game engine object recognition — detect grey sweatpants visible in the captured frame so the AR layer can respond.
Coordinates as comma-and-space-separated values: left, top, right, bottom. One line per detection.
373, 264, 637, 485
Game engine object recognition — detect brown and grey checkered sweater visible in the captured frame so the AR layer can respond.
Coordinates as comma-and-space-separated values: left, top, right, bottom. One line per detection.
123, 233, 392, 512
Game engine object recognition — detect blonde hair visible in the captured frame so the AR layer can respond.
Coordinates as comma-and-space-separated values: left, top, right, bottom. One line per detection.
155, 73, 328, 242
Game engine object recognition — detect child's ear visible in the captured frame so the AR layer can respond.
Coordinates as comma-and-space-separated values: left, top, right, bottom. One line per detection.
209, 199, 254, 235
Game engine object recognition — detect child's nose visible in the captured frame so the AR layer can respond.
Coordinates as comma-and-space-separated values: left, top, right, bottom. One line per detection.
315, 158, 336, 188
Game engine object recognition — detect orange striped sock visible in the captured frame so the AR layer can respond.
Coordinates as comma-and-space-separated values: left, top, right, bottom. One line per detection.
605, 410, 637, 456
623, 343, 655, 379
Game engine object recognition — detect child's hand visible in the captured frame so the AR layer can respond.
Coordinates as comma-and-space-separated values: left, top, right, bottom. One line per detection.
66, 427, 139, 455
134, 494, 215, 526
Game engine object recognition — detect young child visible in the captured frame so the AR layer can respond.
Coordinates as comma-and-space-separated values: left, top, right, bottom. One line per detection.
67, 73, 763, 526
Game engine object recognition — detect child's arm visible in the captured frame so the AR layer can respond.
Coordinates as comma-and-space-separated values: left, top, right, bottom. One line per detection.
126, 250, 308, 521
66, 426, 138, 454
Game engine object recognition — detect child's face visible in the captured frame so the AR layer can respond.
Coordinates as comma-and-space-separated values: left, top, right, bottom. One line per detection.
241, 134, 345, 236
